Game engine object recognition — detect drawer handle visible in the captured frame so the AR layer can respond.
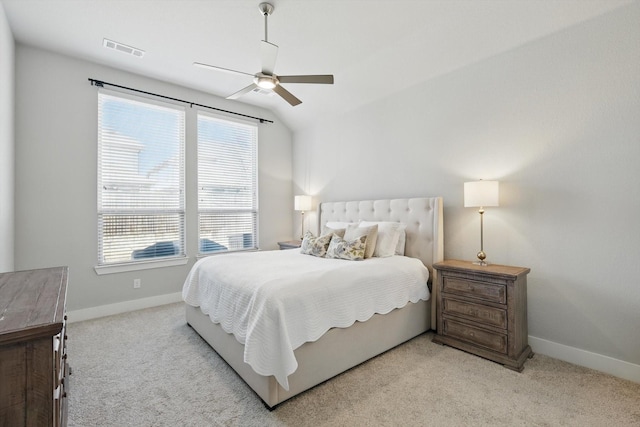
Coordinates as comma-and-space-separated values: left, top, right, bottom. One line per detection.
64, 335, 68, 340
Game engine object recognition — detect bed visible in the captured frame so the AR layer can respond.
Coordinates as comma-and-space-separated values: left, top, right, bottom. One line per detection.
183, 197, 444, 408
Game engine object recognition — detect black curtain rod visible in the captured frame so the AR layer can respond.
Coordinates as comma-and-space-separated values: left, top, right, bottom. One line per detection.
88, 78, 274, 124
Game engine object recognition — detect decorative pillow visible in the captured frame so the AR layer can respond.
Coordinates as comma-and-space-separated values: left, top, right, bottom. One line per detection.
300, 231, 332, 257
359, 221, 406, 257
326, 235, 367, 261
344, 224, 378, 259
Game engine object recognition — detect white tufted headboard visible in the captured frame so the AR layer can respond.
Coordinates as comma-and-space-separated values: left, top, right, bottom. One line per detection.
319, 197, 444, 326
318, 197, 444, 277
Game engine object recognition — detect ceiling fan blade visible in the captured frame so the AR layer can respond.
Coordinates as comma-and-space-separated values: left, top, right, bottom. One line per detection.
227, 84, 258, 100
260, 41, 279, 75
278, 75, 334, 84
273, 84, 302, 106
193, 62, 254, 77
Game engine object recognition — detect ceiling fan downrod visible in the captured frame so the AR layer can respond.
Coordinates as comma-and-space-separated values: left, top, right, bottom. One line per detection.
259, 3, 274, 42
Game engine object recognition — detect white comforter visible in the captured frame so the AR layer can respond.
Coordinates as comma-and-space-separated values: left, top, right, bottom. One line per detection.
182, 249, 429, 390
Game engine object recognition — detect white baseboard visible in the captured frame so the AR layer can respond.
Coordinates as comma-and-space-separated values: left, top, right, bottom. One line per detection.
529, 335, 640, 384
67, 292, 183, 323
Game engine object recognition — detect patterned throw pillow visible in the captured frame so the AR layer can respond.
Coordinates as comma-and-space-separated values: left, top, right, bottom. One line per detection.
344, 224, 378, 259
326, 234, 367, 261
300, 231, 333, 257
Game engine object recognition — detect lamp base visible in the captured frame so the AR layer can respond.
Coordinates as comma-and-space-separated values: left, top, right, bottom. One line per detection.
474, 250, 488, 266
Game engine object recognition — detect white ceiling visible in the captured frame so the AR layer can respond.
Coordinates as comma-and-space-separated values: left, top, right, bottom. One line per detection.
1, 0, 633, 131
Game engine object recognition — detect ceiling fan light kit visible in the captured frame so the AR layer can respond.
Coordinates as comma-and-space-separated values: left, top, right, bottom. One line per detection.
255, 73, 277, 89
194, 2, 334, 106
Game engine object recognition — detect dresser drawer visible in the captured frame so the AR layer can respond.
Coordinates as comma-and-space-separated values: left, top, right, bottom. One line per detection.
442, 298, 507, 329
54, 383, 64, 427
442, 318, 508, 354
54, 321, 67, 386
54, 334, 62, 384
442, 276, 506, 304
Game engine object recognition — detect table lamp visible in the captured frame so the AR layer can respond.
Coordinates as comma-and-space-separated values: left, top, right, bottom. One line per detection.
464, 180, 499, 265
294, 195, 312, 240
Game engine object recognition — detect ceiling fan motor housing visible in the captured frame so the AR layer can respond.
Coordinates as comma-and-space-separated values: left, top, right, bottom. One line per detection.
254, 73, 278, 89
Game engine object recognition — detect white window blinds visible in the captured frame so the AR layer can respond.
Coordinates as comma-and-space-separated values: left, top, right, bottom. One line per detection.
197, 113, 258, 254
97, 90, 186, 265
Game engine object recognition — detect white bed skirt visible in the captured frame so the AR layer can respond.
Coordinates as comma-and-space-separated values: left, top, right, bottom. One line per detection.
186, 299, 430, 408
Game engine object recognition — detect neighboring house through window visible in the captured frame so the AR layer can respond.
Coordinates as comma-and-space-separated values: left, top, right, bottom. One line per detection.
97, 90, 186, 265
197, 112, 258, 255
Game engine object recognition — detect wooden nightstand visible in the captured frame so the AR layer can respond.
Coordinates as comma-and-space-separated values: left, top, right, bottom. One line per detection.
432, 260, 533, 371
277, 240, 302, 250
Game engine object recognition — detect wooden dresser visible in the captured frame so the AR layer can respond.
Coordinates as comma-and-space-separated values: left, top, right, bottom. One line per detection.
0, 267, 69, 427
432, 260, 532, 371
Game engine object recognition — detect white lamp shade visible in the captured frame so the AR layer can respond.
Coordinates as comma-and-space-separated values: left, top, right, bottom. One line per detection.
464, 181, 499, 207
294, 195, 312, 211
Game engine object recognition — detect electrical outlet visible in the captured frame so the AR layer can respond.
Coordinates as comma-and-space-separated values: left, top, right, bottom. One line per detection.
133, 278, 141, 289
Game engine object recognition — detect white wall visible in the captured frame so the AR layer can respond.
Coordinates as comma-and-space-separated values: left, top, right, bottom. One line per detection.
0, 3, 14, 273
14, 45, 293, 311
294, 3, 640, 372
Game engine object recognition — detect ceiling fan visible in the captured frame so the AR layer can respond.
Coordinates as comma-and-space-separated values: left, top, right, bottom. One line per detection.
194, 2, 334, 106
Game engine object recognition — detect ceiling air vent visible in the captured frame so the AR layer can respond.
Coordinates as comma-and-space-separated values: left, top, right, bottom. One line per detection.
103, 38, 145, 58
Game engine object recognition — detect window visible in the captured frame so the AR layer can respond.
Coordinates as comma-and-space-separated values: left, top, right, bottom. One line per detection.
97, 91, 185, 266
197, 113, 258, 254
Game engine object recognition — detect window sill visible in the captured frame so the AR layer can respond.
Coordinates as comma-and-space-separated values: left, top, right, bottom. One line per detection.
94, 257, 189, 275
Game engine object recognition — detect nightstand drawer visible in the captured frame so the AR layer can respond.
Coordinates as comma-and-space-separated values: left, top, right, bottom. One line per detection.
442, 298, 507, 329
443, 276, 506, 304
442, 318, 507, 354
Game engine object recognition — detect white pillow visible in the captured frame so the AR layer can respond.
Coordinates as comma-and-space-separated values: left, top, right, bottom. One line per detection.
325, 221, 354, 229
359, 221, 406, 257
321, 225, 346, 238
395, 228, 407, 255
344, 224, 378, 259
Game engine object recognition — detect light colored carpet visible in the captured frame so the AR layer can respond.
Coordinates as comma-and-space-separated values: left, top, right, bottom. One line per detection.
67, 303, 640, 426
